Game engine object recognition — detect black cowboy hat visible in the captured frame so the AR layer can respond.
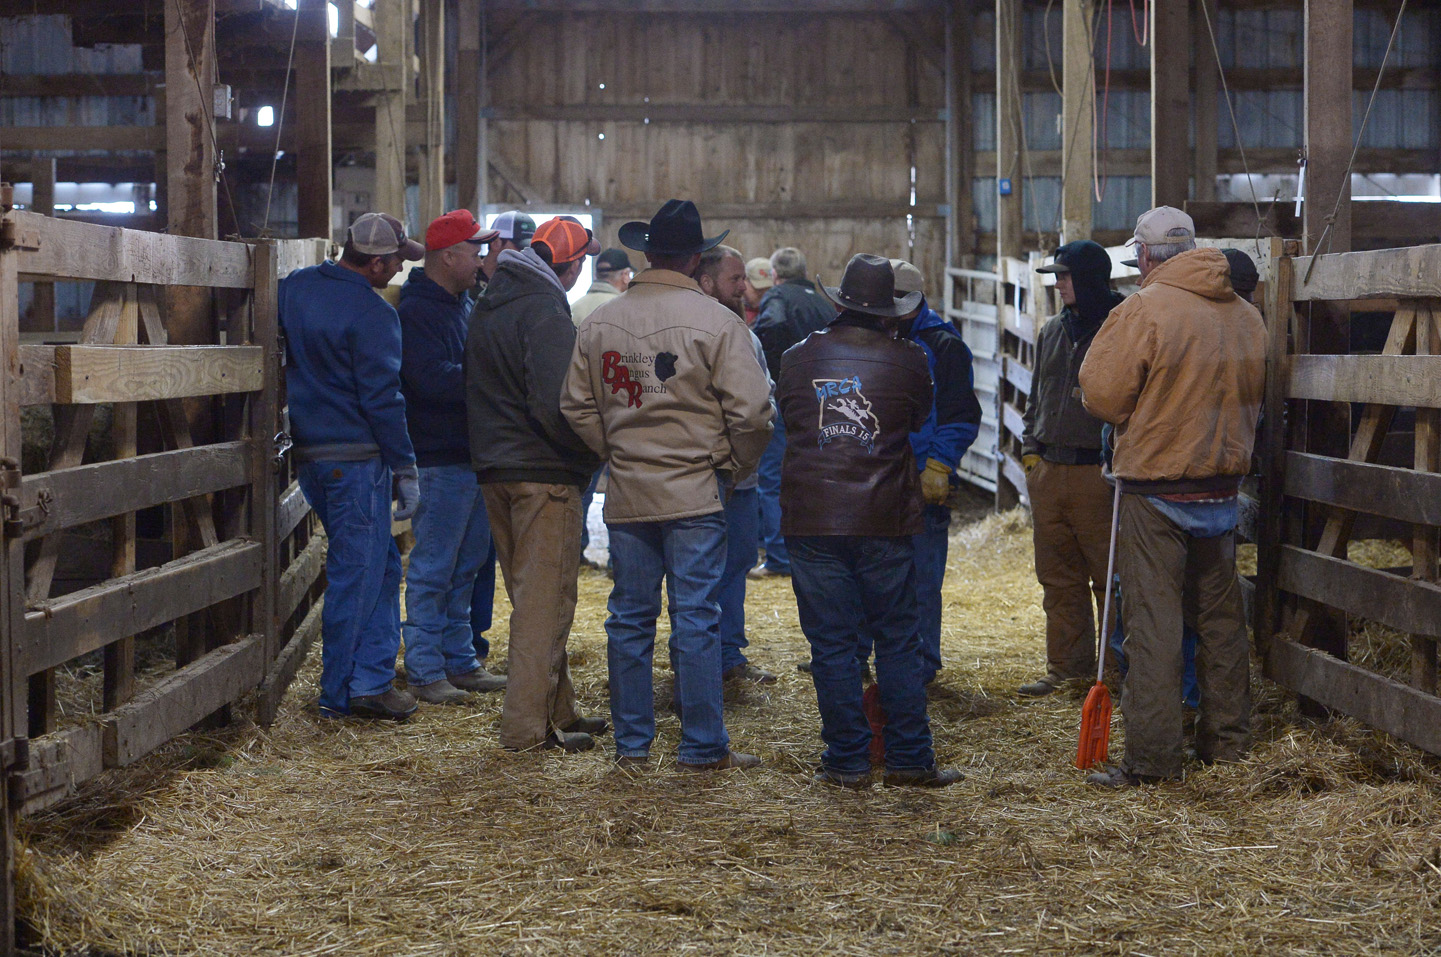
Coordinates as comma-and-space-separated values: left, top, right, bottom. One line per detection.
618, 199, 729, 256
819, 254, 923, 318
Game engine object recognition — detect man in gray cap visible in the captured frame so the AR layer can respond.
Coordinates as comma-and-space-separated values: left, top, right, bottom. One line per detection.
280, 212, 425, 721
572, 248, 634, 326
1018, 240, 1123, 697
479, 210, 536, 286
1079, 206, 1266, 787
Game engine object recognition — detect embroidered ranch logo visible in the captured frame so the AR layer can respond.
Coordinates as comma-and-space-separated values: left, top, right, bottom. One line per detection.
813, 376, 879, 453
601, 351, 673, 408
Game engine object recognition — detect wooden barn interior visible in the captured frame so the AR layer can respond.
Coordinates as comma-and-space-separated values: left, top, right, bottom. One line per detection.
1, 0, 1440, 953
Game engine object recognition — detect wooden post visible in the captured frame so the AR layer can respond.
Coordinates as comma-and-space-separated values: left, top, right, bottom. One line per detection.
104, 286, 140, 712
1413, 303, 1440, 694
418, 0, 446, 227
28, 158, 56, 334
1060, 0, 1094, 244
296, 0, 333, 240
945, 1, 973, 268
456, 0, 483, 213
1193, 0, 1219, 203
250, 243, 281, 675
994, 0, 1024, 511
1298, 0, 1354, 690
1150, 0, 1190, 208
373, 0, 409, 225
165, 0, 218, 242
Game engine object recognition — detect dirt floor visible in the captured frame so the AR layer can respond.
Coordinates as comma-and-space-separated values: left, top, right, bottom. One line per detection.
15, 493, 1441, 956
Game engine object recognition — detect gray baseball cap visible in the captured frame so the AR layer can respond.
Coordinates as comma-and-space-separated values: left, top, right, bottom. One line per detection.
348, 212, 424, 260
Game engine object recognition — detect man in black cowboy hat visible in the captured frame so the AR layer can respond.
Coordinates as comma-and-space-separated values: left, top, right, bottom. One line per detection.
777, 254, 962, 789
562, 199, 773, 772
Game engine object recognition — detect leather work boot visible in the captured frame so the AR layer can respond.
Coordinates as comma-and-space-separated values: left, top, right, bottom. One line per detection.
506, 730, 595, 754
448, 666, 507, 693
723, 663, 777, 684
677, 750, 762, 772
1017, 674, 1063, 697
813, 767, 872, 790
410, 679, 471, 705
882, 766, 964, 788
348, 688, 419, 721
561, 716, 610, 736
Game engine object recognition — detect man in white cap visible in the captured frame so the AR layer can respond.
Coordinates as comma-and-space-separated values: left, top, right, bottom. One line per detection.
1078, 206, 1266, 786
479, 210, 537, 286
280, 212, 425, 721
742, 257, 773, 326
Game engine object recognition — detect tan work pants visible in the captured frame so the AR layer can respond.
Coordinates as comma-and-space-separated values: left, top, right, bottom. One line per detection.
482, 482, 583, 750
1116, 493, 1251, 778
1026, 460, 1112, 680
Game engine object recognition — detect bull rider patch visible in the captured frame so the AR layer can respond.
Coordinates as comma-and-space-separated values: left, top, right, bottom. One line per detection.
813, 376, 879, 453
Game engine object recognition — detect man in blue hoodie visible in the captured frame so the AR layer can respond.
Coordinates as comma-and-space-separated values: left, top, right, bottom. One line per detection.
280, 212, 424, 721
397, 210, 510, 705
890, 261, 982, 685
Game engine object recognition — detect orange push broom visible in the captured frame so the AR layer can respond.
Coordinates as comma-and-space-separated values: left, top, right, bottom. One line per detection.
1076, 479, 1123, 771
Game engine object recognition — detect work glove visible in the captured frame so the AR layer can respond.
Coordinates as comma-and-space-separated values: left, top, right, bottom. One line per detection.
392, 465, 420, 522
1022, 453, 1041, 475
920, 458, 953, 506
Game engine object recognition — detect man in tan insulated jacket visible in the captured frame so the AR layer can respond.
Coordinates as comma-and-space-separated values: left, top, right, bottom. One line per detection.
561, 200, 773, 772
1077, 206, 1266, 787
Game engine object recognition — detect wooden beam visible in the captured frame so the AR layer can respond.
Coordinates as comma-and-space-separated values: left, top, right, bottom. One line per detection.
165, 0, 219, 240
0, 72, 160, 97
417, 0, 445, 227
1284, 450, 1441, 527
42, 344, 264, 404
1150, 0, 1190, 207
295, 0, 333, 240
1292, 246, 1441, 301
248, 241, 280, 669
0, 126, 164, 151
1413, 305, 1440, 694
26, 157, 56, 335
599, 202, 944, 221
1193, 0, 1220, 202
22, 539, 263, 675
1279, 545, 1441, 638
1265, 637, 1441, 758
995, 0, 1024, 263
19, 442, 252, 541
456, 0, 484, 213
9, 212, 253, 287
944, 1, 972, 267
486, 104, 944, 124
1304, 0, 1353, 255
1060, 0, 1094, 243
1287, 353, 1441, 407
11, 727, 105, 814
277, 534, 325, 624
372, 0, 409, 227
277, 479, 311, 540
104, 634, 265, 767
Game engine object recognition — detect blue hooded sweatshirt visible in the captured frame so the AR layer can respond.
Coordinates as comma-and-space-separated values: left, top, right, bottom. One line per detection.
279, 260, 415, 469
398, 267, 471, 467
906, 297, 982, 473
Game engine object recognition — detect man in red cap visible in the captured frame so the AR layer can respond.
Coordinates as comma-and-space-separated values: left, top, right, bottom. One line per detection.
468, 216, 609, 753
395, 210, 509, 706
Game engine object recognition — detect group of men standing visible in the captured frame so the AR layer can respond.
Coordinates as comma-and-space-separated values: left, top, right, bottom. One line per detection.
279, 198, 980, 786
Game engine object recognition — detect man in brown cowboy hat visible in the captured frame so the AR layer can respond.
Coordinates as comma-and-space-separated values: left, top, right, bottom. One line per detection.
777, 254, 962, 789
561, 199, 773, 771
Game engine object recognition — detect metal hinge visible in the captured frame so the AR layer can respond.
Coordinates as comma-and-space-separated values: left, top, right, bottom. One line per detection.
273, 431, 294, 471
0, 216, 42, 251
0, 456, 22, 537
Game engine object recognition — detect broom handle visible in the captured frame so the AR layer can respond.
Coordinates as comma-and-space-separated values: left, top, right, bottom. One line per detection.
1095, 479, 1123, 685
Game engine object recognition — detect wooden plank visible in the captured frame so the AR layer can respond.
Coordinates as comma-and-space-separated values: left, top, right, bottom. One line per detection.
1278, 546, 1441, 639
277, 535, 325, 625
488, 104, 943, 124
1002, 401, 1025, 446
273, 238, 330, 279
105, 279, 141, 713
104, 635, 266, 767
20, 442, 251, 541
277, 480, 312, 541
1292, 247, 1441, 302
1265, 638, 1441, 758
0, 125, 164, 151
11, 212, 253, 288
1002, 355, 1032, 397
51, 344, 263, 404
17, 344, 57, 406
999, 452, 1029, 507
256, 598, 322, 726
1283, 451, 1441, 528
12, 726, 106, 814
1286, 354, 1441, 408
600, 202, 944, 222
22, 540, 263, 676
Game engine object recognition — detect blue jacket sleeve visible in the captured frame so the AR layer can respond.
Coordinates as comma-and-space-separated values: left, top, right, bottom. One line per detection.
921, 326, 982, 470
351, 300, 416, 469
398, 305, 464, 405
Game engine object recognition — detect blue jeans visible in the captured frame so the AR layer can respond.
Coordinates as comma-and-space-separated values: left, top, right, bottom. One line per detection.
297, 458, 402, 714
912, 503, 950, 682
719, 486, 760, 672
470, 534, 496, 661
790, 535, 935, 775
606, 513, 730, 763
1110, 585, 1201, 709
755, 413, 790, 572
402, 465, 486, 686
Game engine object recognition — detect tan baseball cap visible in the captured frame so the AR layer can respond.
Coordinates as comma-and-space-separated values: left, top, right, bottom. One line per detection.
888, 259, 925, 296
1128, 205, 1195, 246
349, 212, 424, 260
745, 257, 774, 290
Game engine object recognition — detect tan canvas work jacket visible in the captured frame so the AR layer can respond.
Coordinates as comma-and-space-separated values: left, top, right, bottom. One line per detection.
1078, 247, 1266, 494
561, 268, 774, 523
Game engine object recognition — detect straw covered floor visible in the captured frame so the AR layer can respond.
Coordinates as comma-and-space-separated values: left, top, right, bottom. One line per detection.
15, 499, 1441, 956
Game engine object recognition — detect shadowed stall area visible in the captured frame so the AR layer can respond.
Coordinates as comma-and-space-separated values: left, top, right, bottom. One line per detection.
15, 506, 1441, 956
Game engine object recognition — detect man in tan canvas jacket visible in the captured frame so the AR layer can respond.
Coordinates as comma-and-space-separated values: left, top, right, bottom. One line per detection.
561, 199, 773, 772
1078, 206, 1266, 787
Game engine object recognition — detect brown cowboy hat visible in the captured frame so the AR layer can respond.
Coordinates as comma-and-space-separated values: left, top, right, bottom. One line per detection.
819, 254, 923, 318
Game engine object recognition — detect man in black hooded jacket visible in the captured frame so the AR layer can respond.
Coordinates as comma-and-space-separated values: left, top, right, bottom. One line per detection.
1018, 240, 1124, 697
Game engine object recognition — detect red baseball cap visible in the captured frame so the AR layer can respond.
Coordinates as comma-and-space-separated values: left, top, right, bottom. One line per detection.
425, 209, 500, 251
532, 217, 601, 266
